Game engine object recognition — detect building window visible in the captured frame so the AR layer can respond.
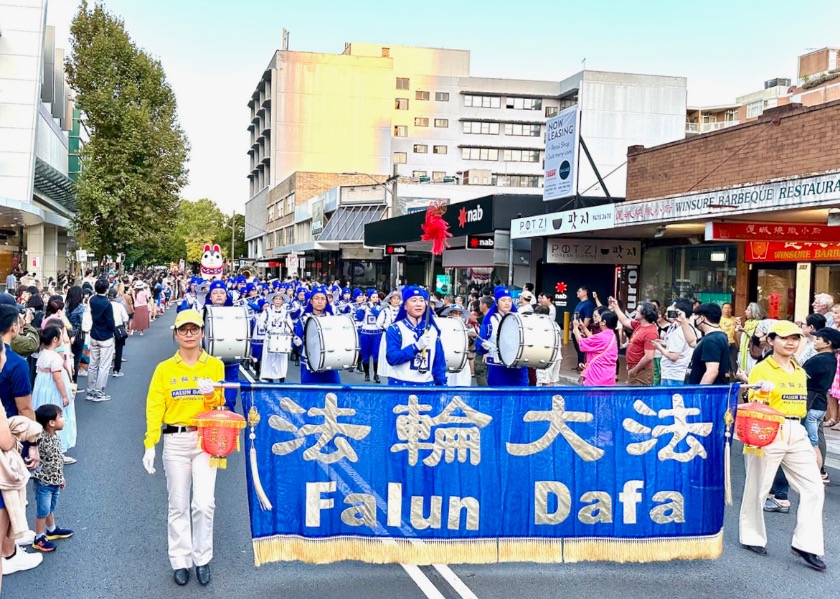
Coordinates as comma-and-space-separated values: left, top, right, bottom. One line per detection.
286, 227, 295, 245
394, 125, 408, 137
268, 204, 275, 221
286, 193, 294, 215
413, 144, 428, 153
394, 152, 407, 164
502, 149, 541, 163
435, 92, 450, 102
395, 98, 409, 110
462, 147, 499, 161
495, 174, 542, 188
416, 90, 430, 101
396, 77, 410, 90
545, 106, 559, 118
725, 109, 738, 122
505, 97, 543, 110
432, 171, 446, 183
433, 145, 447, 154
746, 101, 763, 118
504, 123, 542, 137
463, 121, 500, 135
414, 117, 429, 127
434, 118, 449, 128
412, 170, 428, 178
464, 95, 501, 108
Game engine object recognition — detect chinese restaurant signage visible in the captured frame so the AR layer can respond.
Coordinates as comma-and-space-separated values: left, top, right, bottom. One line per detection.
746, 241, 840, 263
706, 222, 840, 242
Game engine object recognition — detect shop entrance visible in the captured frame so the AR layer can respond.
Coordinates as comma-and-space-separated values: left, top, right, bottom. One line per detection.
538, 263, 618, 322
749, 264, 795, 320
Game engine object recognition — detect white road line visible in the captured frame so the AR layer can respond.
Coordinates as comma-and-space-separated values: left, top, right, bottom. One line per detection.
237, 365, 480, 599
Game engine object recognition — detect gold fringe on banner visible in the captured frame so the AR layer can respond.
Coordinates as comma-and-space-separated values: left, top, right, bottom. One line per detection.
251, 530, 724, 567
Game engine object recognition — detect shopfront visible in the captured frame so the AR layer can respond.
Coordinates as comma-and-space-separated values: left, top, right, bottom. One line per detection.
639, 244, 738, 306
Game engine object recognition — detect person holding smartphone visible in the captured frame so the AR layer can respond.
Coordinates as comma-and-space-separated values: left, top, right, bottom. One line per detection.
649, 298, 697, 386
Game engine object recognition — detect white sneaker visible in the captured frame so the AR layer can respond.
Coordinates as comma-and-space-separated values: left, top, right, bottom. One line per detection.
3, 547, 43, 574
14, 530, 35, 546
88, 394, 111, 402
112, 371, 124, 377
77, 371, 88, 377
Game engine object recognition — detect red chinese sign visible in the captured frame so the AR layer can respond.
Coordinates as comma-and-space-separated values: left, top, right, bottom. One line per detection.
706, 222, 840, 242
746, 241, 840, 263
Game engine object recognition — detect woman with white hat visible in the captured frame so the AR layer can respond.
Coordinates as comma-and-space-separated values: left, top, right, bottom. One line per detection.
132, 280, 150, 336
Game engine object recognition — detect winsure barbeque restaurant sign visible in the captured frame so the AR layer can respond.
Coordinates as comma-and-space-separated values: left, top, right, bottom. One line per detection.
615, 171, 840, 226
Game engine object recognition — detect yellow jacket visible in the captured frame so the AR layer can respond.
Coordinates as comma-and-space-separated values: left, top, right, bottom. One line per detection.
748, 356, 807, 418
144, 350, 225, 448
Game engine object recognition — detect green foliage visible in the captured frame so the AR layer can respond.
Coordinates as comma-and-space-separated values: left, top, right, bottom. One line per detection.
216, 213, 247, 262
66, 1, 189, 259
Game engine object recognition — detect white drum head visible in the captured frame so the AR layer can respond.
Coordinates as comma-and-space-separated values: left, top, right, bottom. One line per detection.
304, 317, 324, 371
497, 312, 524, 367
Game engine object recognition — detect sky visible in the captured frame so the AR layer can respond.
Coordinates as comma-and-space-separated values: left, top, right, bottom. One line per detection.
48, 0, 840, 216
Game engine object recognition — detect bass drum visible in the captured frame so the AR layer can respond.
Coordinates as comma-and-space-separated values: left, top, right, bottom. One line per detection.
304, 314, 359, 372
266, 330, 292, 354
436, 317, 469, 373
497, 312, 560, 369
204, 305, 251, 360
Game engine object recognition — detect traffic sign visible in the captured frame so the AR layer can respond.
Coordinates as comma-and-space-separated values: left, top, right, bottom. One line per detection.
385, 245, 407, 255
466, 234, 494, 250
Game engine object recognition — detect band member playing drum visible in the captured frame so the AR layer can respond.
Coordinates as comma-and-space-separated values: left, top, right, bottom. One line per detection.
440, 304, 472, 387
376, 290, 402, 380
385, 286, 446, 387
260, 293, 293, 382
249, 298, 267, 378
357, 289, 383, 383
203, 280, 240, 410
142, 309, 225, 587
475, 286, 528, 387
293, 286, 341, 385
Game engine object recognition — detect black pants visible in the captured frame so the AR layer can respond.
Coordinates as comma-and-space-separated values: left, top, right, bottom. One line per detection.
71, 334, 85, 383
113, 337, 126, 373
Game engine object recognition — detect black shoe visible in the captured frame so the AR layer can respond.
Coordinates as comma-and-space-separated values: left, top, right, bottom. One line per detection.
373, 374, 381, 383
196, 563, 211, 585
173, 568, 190, 586
742, 544, 767, 556
364, 374, 370, 382
792, 546, 827, 571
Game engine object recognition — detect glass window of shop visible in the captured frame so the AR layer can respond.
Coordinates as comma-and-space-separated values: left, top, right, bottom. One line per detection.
640, 245, 737, 305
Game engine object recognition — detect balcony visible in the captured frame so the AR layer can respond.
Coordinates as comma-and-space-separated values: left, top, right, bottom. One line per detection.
685, 120, 740, 134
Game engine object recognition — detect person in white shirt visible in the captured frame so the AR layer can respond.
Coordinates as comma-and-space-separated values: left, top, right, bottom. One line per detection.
537, 293, 557, 321
649, 298, 697, 386
534, 305, 562, 385
518, 291, 535, 314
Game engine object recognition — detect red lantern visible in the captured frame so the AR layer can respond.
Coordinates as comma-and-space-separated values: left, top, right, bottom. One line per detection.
734, 402, 785, 455
193, 408, 247, 469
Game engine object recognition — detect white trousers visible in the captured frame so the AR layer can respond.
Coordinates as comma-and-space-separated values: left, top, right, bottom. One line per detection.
163, 431, 217, 569
739, 419, 825, 555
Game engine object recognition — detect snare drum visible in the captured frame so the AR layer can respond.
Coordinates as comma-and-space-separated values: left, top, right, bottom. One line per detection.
266, 330, 292, 354
204, 305, 251, 360
304, 315, 359, 372
497, 312, 560, 369
436, 317, 469, 373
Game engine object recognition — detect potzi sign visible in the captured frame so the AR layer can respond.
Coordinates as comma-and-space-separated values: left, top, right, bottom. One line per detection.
547, 238, 641, 265
512, 204, 615, 239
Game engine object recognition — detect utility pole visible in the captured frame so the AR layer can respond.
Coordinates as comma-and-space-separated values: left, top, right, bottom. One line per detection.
231, 211, 236, 275
390, 163, 399, 290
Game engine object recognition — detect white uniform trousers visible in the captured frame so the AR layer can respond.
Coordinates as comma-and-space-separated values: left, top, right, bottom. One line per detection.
739, 419, 824, 555
163, 431, 218, 569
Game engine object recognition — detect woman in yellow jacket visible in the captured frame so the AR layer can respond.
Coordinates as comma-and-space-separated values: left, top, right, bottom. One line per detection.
142, 309, 225, 587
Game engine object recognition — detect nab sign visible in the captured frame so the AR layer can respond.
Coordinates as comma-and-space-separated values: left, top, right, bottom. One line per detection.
385, 245, 407, 255
466, 234, 494, 250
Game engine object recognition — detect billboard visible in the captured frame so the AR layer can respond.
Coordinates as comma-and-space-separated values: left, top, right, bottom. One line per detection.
543, 105, 580, 201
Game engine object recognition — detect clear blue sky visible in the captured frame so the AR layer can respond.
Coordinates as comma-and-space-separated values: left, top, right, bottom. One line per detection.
50, 0, 840, 215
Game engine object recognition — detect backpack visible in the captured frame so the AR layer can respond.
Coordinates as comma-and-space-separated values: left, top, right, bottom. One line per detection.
81, 305, 93, 333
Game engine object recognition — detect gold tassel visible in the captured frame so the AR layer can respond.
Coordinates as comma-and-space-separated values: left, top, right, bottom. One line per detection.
210, 456, 227, 469
724, 408, 734, 506
743, 445, 764, 456
563, 531, 723, 563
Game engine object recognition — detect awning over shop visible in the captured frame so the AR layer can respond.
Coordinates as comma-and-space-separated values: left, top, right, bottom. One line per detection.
319, 205, 385, 242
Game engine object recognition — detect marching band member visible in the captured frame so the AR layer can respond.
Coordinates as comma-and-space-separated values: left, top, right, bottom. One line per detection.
348, 289, 365, 372
376, 290, 402, 380
176, 276, 205, 312
336, 287, 354, 315
386, 286, 446, 387
202, 280, 239, 411
249, 298, 267, 378
475, 285, 528, 387
259, 293, 293, 382
143, 309, 225, 587
356, 289, 383, 383
440, 304, 472, 387
293, 286, 341, 385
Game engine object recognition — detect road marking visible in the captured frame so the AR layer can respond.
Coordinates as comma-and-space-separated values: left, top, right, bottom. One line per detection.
237, 365, 480, 599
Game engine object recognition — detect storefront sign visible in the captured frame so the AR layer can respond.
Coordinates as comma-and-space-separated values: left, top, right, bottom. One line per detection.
705, 222, 840, 242
544, 105, 580, 201
512, 204, 615, 240
745, 241, 840, 263
435, 275, 451, 294
286, 254, 299, 270
466, 234, 495, 250
546, 238, 641, 265
616, 171, 840, 227
385, 245, 406, 255
311, 200, 325, 236
456, 203, 486, 229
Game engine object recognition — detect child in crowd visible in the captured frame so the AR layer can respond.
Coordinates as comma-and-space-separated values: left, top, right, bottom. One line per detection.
32, 404, 73, 552
32, 325, 77, 461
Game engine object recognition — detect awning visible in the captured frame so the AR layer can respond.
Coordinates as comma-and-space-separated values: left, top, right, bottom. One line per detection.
319, 205, 386, 242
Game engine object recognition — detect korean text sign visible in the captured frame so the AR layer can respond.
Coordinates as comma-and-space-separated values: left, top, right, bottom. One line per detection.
242, 384, 731, 565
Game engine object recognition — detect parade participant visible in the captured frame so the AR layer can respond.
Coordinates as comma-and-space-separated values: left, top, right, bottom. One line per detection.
336, 288, 353, 315
260, 293, 293, 382
143, 309, 225, 586
348, 288, 365, 373
385, 286, 446, 387
740, 320, 826, 572
440, 304, 471, 386
375, 290, 402, 380
248, 298, 267, 378
475, 286, 528, 387
203, 280, 239, 411
356, 289, 383, 383
293, 286, 341, 385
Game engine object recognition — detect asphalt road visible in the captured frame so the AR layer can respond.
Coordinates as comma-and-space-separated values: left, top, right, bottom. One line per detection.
5, 308, 840, 599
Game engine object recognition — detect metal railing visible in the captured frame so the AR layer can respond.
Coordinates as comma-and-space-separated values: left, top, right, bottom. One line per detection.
685, 120, 740, 134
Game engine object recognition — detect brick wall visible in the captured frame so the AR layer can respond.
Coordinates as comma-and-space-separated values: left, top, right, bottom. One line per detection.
626, 100, 840, 201
799, 49, 830, 79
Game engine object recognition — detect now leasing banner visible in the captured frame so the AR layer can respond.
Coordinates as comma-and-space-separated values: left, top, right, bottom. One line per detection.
242, 384, 733, 566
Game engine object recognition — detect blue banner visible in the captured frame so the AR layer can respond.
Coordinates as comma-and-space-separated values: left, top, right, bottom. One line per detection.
242, 384, 736, 566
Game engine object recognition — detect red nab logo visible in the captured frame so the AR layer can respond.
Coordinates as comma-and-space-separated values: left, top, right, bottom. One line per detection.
457, 205, 484, 228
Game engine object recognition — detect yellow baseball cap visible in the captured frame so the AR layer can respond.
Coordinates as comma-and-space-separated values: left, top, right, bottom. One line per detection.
173, 309, 203, 329
769, 320, 803, 338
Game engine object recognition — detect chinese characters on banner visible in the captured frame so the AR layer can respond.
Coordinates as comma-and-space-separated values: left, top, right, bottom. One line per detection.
746, 241, 840, 263
242, 384, 732, 566
706, 222, 840, 242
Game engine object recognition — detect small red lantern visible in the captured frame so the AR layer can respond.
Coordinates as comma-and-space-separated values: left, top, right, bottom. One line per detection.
734, 402, 785, 455
193, 408, 247, 469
